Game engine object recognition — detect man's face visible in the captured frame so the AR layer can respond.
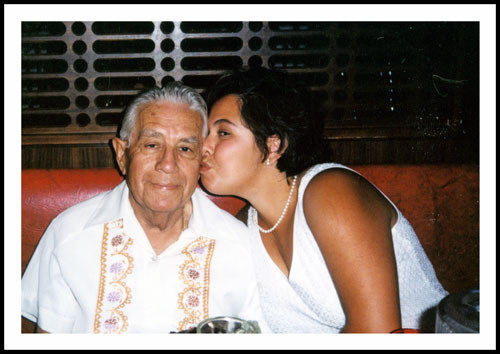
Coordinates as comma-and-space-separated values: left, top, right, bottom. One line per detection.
113, 101, 203, 218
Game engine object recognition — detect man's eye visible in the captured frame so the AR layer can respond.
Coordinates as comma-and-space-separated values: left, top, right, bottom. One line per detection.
145, 143, 157, 148
179, 146, 193, 152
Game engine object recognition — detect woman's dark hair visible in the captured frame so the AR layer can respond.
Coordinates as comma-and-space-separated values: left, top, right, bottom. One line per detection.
206, 67, 332, 177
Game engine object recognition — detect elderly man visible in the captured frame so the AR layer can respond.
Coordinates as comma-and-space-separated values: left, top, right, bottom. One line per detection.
21, 82, 266, 333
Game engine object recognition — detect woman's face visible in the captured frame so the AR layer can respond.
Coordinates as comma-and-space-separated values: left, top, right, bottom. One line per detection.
200, 94, 264, 197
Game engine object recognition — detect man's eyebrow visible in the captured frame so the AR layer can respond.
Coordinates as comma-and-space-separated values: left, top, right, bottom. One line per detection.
137, 129, 162, 139
137, 129, 200, 143
180, 136, 200, 144
138, 129, 199, 144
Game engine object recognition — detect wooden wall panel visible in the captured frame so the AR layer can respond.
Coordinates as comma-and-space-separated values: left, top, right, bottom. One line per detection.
21, 21, 479, 168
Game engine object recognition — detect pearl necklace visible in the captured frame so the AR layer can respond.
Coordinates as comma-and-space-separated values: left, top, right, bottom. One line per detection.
254, 175, 298, 234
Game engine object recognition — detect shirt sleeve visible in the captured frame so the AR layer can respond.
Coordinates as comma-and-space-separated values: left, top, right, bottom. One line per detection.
21, 219, 78, 333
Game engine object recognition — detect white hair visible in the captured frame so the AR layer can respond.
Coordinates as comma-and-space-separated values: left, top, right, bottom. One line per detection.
119, 82, 208, 145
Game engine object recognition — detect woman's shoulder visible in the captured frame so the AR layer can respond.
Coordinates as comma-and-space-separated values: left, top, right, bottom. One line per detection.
301, 164, 395, 223
302, 165, 370, 201
300, 163, 365, 193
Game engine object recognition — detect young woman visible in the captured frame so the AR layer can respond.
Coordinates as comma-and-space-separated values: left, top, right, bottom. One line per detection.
199, 67, 448, 333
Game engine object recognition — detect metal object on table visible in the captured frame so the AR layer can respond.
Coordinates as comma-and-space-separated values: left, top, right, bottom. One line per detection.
435, 289, 479, 333
196, 316, 261, 333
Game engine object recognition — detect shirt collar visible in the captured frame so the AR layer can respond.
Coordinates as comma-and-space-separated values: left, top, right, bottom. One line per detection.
186, 188, 205, 236
83, 181, 239, 242
188, 188, 247, 242
84, 180, 203, 231
84, 180, 132, 229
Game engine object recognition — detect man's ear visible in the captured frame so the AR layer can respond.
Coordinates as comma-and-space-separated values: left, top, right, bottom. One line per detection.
112, 137, 128, 176
266, 134, 288, 164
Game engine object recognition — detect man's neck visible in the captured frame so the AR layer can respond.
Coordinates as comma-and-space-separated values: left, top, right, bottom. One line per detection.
132, 199, 192, 255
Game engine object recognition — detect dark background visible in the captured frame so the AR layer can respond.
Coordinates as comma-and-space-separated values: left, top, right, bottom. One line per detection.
21, 21, 479, 169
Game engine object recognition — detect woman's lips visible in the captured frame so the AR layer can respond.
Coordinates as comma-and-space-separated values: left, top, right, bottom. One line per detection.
200, 162, 211, 173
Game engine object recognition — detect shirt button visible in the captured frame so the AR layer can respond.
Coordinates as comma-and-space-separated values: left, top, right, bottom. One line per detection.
151, 255, 159, 262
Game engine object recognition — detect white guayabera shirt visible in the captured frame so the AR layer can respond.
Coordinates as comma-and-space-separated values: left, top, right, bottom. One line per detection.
22, 181, 267, 333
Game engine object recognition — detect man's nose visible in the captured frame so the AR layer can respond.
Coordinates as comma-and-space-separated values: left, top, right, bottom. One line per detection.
156, 147, 177, 173
201, 134, 213, 158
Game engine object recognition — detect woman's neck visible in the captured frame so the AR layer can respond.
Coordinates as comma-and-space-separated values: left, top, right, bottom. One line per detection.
246, 172, 300, 231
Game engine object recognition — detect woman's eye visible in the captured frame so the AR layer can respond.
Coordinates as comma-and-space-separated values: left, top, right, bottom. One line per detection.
218, 130, 230, 137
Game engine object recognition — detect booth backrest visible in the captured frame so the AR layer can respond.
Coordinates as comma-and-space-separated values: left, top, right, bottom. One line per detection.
21, 165, 479, 294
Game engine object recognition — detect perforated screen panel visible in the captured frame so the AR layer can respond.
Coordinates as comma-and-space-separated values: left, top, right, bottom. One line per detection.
21, 21, 479, 167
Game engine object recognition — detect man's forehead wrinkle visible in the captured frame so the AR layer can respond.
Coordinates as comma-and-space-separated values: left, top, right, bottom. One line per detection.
137, 128, 200, 144
137, 128, 163, 139
133, 102, 204, 143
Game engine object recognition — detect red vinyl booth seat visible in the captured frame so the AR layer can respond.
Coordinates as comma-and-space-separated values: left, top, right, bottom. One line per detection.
22, 164, 479, 297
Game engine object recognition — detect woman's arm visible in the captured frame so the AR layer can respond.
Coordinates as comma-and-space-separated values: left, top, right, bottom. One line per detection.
303, 168, 401, 333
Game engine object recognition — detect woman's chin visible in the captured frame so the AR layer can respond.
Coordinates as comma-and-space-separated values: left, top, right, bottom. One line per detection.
200, 176, 226, 196
199, 175, 215, 193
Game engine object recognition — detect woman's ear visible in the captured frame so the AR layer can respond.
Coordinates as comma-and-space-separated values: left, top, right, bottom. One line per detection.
112, 137, 128, 176
266, 134, 288, 165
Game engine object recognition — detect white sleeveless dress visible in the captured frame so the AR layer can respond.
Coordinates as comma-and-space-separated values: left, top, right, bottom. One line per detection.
247, 163, 448, 333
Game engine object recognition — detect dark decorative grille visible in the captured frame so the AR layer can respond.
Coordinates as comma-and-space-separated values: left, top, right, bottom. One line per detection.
21, 21, 479, 167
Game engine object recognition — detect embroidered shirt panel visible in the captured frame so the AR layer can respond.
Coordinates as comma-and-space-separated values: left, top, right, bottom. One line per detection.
93, 219, 216, 333
94, 219, 134, 333
177, 236, 216, 331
